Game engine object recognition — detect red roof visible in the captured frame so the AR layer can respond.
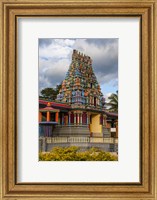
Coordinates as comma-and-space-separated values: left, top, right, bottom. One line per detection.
39, 100, 71, 109
39, 106, 58, 111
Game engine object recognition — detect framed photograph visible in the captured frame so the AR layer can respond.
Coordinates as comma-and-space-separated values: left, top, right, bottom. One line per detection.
0, 0, 156, 199
38, 38, 118, 161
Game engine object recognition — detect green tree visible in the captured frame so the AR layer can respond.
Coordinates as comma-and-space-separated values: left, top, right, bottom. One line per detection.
40, 84, 62, 100
106, 91, 118, 113
56, 84, 62, 92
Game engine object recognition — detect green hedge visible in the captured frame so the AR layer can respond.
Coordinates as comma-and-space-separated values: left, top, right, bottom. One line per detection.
39, 146, 118, 161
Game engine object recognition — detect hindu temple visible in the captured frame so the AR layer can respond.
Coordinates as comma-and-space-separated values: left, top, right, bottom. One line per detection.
39, 50, 118, 152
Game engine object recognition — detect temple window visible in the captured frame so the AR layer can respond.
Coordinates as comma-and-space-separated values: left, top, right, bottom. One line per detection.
50, 113, 55, 121
94, 97, 96, 106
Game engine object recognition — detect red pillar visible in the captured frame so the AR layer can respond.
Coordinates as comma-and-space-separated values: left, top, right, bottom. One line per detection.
47, 111, 50, 122
39, 112, 42, 122
77, 113, 80, 124
55, 112, 59, 123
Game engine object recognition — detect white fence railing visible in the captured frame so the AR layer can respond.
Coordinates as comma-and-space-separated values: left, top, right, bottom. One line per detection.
46, 137, 118, 144
110, 128, 116, 132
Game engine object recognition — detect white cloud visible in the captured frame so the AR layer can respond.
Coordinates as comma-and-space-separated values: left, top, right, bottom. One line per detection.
104, 92, 113, 102
39, 57, 70, 90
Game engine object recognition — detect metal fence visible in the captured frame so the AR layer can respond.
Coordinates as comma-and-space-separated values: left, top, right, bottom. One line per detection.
45, 136, 118, 144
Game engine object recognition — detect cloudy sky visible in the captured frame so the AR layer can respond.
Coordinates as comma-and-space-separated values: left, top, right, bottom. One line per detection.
39, 38, 118, 99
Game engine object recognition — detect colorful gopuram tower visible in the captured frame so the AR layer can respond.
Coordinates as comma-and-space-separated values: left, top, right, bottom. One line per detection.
56, 49, 105, 110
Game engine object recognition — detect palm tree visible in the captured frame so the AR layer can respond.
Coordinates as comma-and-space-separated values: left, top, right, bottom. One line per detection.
106, 91, 118, 113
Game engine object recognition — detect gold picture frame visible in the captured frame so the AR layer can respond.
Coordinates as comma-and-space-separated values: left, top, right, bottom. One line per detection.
0, 0, 157, 199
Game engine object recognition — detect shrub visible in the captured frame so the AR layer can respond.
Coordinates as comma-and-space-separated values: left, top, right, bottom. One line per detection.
39, 146, 118, 161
